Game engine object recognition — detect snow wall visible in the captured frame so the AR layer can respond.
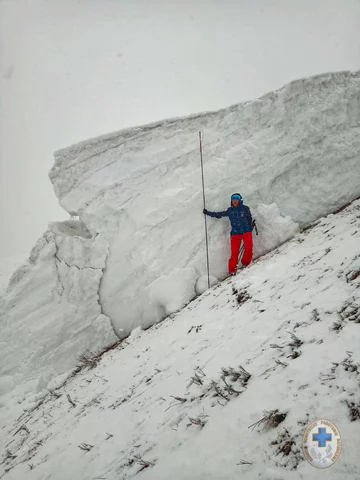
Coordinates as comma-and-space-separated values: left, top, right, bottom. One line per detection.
1, 70, 360, 407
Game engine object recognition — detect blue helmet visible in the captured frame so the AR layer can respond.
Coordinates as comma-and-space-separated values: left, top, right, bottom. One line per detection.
231, 193, 242, 203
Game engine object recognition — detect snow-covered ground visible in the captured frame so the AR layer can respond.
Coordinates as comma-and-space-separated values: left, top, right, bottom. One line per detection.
1, 199, 359, 480
1, 70, 360, 412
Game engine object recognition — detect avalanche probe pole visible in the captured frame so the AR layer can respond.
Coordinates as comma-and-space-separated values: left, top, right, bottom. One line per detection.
199, 131, 211, 289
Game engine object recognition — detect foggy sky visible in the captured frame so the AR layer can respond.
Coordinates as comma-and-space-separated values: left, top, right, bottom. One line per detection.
1, 0, 360, 260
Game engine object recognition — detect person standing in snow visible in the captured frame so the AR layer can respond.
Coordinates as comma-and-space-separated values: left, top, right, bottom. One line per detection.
203, 193, 253, 275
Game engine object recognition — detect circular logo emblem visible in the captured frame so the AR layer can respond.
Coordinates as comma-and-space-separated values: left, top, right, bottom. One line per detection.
303, 419, 341, 468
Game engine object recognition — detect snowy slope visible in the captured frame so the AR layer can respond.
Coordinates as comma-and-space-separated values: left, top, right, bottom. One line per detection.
1, 200, 359, 480
1, 70, 360, 409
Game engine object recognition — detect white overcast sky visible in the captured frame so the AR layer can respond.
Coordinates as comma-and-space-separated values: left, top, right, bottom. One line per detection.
1, 0, 360, 260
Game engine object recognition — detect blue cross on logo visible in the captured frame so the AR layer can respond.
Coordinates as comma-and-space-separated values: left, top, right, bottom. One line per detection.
313, 427, 332, 447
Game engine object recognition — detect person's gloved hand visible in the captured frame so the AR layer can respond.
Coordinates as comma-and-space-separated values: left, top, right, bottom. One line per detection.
203, 208, 208, 215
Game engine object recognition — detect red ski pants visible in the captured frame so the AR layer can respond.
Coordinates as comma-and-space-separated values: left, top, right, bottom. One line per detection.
228, 232, 253, 274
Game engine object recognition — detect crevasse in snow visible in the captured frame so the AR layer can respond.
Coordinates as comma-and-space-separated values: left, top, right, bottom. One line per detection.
0, 70, 359, 407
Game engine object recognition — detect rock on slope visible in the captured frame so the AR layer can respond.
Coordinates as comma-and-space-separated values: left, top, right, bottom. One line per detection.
1, 70, 359, 409
1, 199, 359, 480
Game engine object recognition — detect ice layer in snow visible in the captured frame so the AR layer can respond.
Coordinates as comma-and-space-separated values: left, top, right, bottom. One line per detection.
0, 70, 360, 407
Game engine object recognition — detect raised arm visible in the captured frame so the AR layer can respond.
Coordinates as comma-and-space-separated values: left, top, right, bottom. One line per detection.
203, 208, 229, 219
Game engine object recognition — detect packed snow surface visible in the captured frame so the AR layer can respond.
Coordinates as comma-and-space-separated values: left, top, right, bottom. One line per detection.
1, 70, 360, 406
1, 200, 359, 480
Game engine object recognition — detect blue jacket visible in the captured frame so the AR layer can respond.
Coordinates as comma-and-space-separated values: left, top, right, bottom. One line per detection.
205, 202, 253, 235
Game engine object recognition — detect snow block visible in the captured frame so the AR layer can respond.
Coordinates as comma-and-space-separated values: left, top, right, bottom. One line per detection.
50, 70, 360, 341
147, 268, 197, 318
0, 228, 117, 407
1, 70, 360, 405
196, 275, 219, 295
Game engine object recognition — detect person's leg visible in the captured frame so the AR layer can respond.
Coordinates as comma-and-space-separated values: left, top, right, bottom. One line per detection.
228, 234, 242, 274
241, 232, 253, 266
